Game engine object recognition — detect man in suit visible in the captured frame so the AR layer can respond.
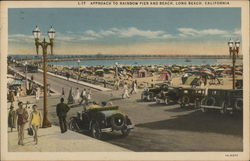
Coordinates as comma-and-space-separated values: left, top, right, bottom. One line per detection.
56, 98, 70, 133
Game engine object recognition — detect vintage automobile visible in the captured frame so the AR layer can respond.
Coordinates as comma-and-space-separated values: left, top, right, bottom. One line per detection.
179, 88, 206, 108
68, 104, 134, 139
155, 86, 182, 105
200, 89, 243, 114
141, 83, 169, 101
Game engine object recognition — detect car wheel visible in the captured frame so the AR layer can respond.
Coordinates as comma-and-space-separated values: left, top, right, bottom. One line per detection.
121, 128, 131, 137
164, 98, 169, 105
201, 107, 207, 112
156, 99, 161, 104
219, 102, 226, 114
110, 113, 125, 130
91, 123, 102, 140
68, 118, 80, 132
141, 94, 144, 101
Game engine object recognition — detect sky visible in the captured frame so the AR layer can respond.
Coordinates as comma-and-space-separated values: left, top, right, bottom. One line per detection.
8, 8, 241, 55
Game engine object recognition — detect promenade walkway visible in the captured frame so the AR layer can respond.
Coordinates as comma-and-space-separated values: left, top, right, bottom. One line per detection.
7, 89, 130, 152
8, 125, 130, 152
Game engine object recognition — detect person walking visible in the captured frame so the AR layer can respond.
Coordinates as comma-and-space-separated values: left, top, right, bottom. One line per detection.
61, 87, 65, 98
35, 87, 40, 102
47, 84, 51, 96
56, 98, 70, 133
29, 105, 41, 144
122, 82, 130, 99
8, 103, 16, 132
9, 91, 15, 103
130, 80, 137, 94
16, 87, 20, 102
79, 88, 87, 105
16, 102, 28, 145
68, 87, 74, 104
74, 88, 80, 103
86, 89, 92, 105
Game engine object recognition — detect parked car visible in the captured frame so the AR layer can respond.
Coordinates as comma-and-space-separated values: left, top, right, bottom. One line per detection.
200, 89, 243, 114
68, 104, 134, 139
179, 88, 206, 108
236, 79, 243, 89
155, 86, 182, 105
141, 83, 169, 101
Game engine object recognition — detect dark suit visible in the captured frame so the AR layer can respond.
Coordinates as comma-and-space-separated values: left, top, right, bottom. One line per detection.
56, 102, 70, 133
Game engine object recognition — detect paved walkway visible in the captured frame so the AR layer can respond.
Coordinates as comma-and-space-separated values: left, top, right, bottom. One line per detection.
8, 125, 130, 152
38, 69, 111, 91
7, 92, 130, 152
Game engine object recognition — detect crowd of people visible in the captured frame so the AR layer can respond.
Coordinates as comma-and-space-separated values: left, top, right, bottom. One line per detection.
65, 87, 92, 105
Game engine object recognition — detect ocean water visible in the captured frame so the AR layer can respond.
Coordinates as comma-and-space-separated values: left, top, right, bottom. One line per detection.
48, 58, 217, 67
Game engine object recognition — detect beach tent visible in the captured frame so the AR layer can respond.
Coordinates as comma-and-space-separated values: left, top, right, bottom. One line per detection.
138, 69, 147, 78
184, 76, 196, 85
95, 69, 104, 77
126, 72, 133, 78
159, 70, 172, 81
8, 79, 24, 86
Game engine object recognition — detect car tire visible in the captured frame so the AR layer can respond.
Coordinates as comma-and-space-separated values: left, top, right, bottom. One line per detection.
164, 98, 169, 105
182, 96, 190, 105
201, 107, 207, 112
68, 117, 80, 132
110, 113, 125, 130
91, 122, 102, 140
156, 99, 161, 104
234, 98, 243, 111
121, 128, 131, 137
220, 102, 226, 114
206, 97, 215, 106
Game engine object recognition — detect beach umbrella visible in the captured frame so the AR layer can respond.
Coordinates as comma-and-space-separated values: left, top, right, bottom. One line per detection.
8, 79, 24, 85
108, 70, 115, 74
158, 67, 164, 71
235, 71, 243, 75
199, 70, 214, 76
96, 69, 104, 72
126, 72, 133, 78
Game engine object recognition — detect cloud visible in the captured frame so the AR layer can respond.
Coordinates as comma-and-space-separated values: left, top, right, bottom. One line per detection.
233, 28, 241, 35
85, 30, 102, 38
116, 27, 165, 39
9, 34, 33, 43
84, 27, 174, 39
9, 27, 241, 45
177, 28, 228, 37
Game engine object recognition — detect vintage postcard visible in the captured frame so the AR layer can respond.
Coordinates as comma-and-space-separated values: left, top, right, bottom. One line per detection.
0, 0, 249, 160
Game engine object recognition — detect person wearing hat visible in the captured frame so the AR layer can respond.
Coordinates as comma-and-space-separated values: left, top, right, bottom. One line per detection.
8, 103, 16, 132
56, 98, 70, 133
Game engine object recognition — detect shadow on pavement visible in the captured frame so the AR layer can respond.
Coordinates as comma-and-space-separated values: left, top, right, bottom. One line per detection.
136, 110, 242, 136
164, 106, 198, 112
148, 102, 178, 107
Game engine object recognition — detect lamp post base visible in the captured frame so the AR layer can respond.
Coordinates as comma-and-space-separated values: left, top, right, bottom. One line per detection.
42, 119, 52, 128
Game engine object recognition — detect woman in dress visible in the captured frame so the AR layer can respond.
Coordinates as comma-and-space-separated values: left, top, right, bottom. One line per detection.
8, 104, 16, 132
29, 105, 42, 145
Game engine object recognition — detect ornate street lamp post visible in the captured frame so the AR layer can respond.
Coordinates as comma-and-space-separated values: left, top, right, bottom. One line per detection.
24, 61, 28, 92
228, 38, 240, 90
115, 62, 118, 79
77, 59, 81, 82
32, 26, 56, 128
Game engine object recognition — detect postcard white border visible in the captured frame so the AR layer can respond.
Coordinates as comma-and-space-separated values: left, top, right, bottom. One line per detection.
1, 1, 249, 160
